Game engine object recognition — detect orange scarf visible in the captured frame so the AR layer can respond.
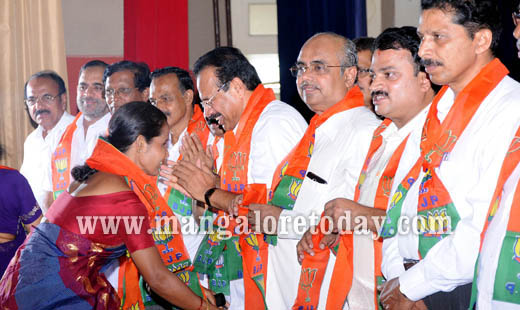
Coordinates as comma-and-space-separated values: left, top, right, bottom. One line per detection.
193, 85, 274, 310
381, 59, 508, 259
268, 87, 364, 245
51, 112, 81, 200
220, 85, 273, 310
469, 126, 520, 306
86, 137, 194, 309
293, 116, 408, 309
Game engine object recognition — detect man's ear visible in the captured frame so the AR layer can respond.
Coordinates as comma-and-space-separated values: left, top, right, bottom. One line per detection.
59, 92, 68, 111
141, 87, 150, 101
474, 28, 493, 55
183, 89, 194, 107
418, 71, 431, 93
342, 66, 357, 88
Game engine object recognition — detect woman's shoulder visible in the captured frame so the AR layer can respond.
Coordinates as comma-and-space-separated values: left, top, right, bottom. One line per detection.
71, 171, 132, 197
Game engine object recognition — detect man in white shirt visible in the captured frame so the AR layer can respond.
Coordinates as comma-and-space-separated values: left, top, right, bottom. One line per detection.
149, 66, 209, 260
42, 60, 111, 208
295, 26, 436, 310
245, 32, 380, 309
379, 1, 520, 309
163, 46, 307, 310
20, 71, 74, 210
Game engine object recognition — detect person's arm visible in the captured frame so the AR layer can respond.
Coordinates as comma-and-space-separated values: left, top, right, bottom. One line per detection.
130, 247, 219, 310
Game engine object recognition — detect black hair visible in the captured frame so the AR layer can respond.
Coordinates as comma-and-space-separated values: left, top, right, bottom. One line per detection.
193, 47, 261, 91
0, 144, 4, 160
374, 26, 442, 93
79, 60, 108, 76
71, 101, 167, 182
103, 60, 151, 92
421, 0, 501, 54
150, 66, 194, 93
353, 37, 376, 53
24, 70, 66, 100
374, 26, 423, 75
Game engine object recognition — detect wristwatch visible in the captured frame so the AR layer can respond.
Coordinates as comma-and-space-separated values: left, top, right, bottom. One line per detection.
204, 187, 218, 208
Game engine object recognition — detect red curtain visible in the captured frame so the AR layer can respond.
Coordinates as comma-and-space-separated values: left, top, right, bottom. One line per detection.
124, 0, 189, 71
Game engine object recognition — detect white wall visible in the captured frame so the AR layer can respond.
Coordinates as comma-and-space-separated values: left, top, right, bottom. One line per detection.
394, 0, 421, 27
62, 0, 123, 56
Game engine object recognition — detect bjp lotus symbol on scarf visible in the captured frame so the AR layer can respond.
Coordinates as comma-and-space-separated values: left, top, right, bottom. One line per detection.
152, 224, 174, 254
288, 179, 302, 201
55, 158, 68, 180
513, 236, 520, 264
299, 268, 318, 302
245, 234, 260, 261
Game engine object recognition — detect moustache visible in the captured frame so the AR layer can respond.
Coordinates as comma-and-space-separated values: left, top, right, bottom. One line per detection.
35, 109, 50, 117
299, 82, 319, 91
205, 113, 225, 131
371, 90, 389, 99
420, 58, 443, 67
205, 113, 222, 125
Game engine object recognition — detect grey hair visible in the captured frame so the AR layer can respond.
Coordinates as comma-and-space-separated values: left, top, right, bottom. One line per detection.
308, 32, 358, 75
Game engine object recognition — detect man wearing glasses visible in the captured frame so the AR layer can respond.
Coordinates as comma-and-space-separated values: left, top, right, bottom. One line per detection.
103, 60, 151, 113
245, 32, 380, 309
20, 71, 75, 210
41, 60, 111, 209
353, 36, 377, 113
163, 46, 307, 310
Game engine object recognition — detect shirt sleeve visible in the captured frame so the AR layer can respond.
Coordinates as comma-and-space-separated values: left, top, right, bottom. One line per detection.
117, 201, 156, 253
15, 171, 42, 225
249, 102, 307, 187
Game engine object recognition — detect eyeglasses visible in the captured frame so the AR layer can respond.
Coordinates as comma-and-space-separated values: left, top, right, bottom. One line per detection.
201, 83, 228, 108
24, 93, 62, 107
149, 96, 173, 107
289, 63, 345, 77
105, 87, 136, 98
357, 68, 372, 78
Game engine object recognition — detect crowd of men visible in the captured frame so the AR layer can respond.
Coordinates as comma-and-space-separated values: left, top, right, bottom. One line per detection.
15, 0, 520, 309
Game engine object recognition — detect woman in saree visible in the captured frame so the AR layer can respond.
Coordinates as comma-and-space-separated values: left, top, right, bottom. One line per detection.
0, 102, 220, 310
0, 145, 43, 277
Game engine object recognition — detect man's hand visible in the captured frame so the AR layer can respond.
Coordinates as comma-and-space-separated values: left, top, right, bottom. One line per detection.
165, 160, 218, 202
323, 198, 385, 233
379, 278, 426, 310
247, 204, 282, 234
296, 227, 339, 264
180, 133, 214, 171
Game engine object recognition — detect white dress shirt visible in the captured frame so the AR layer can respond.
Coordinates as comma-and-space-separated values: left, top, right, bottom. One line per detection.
381, 75, 520, 301
20, 112, 75, 209
348, 106, 429, 310
266, 106, 381, 310
216, 99, 308, 310
476, 160, 520, 310
42, 113, 111, 192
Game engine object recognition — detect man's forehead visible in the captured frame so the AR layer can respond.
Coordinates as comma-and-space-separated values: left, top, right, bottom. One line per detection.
298, 38, 340, 63
197, 67, 218, 90
28, 77, 58, 89
79, 66, 104, 82
418, 8, 456, 33
107, 69, 135, 85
